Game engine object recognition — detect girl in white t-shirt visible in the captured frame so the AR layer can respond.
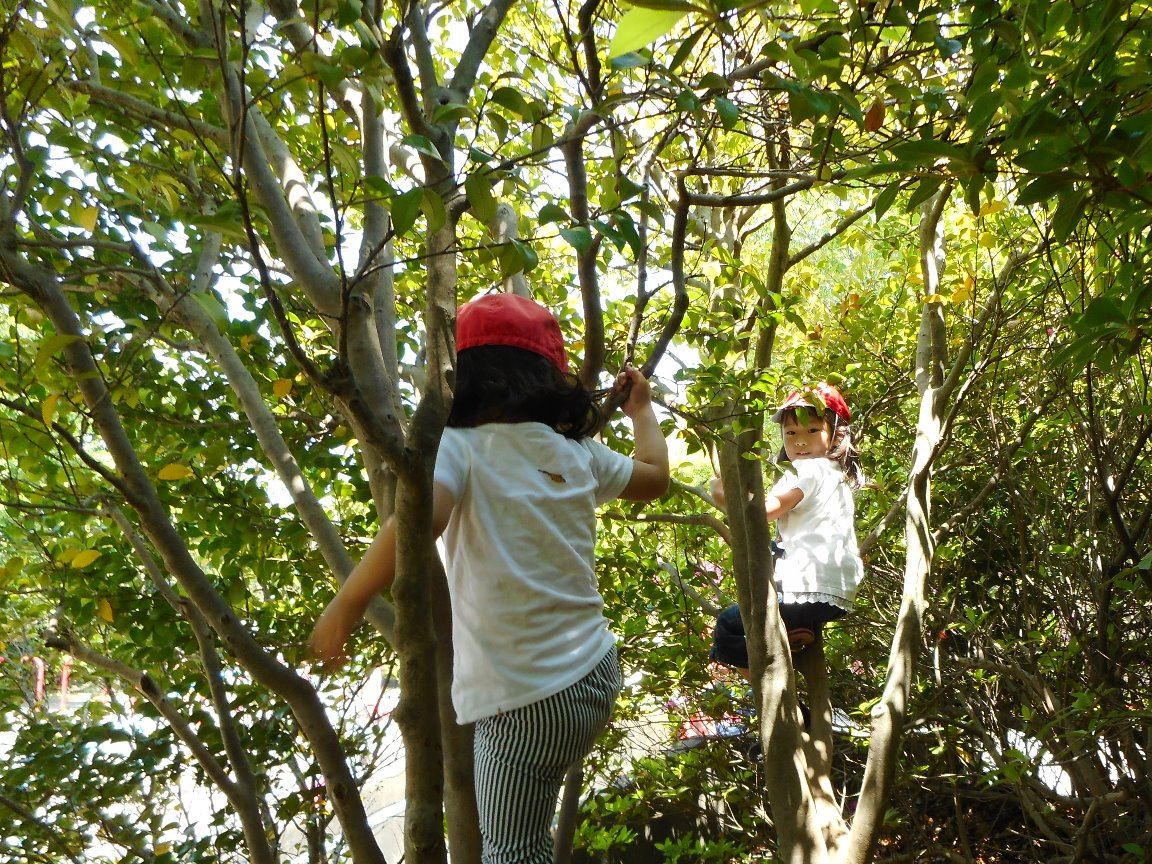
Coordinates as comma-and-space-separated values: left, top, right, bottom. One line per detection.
709, 382, 864, 675
310, 293, 669, 864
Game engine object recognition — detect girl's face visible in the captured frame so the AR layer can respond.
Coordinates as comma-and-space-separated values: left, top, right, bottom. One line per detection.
780, 411, 832, 461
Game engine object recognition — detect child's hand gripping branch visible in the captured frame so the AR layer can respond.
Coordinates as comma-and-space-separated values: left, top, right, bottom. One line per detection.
612, 364, 669, 501
709, 474, 803, 522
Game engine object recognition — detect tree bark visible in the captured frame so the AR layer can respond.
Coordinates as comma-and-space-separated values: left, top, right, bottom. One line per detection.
845, 188, 951, 864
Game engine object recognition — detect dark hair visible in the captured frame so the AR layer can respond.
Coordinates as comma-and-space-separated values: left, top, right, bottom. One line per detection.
447, 345, 601, 439
775, 407, 865, 490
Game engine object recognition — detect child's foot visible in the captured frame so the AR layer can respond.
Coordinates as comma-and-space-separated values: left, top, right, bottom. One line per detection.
788, 627, 816, 652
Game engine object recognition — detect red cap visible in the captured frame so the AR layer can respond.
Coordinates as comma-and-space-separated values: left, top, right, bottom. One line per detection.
770, 382, 851, 424
456, 293, 568, 373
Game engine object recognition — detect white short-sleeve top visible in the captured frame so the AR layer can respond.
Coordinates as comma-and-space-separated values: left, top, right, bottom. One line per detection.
769, 458, 864, 609
434, 422, 634, 724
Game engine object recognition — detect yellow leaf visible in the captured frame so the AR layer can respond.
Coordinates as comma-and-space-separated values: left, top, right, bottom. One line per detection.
158, 463, 194, 481
951, 274, 975, 304
78, 206, 98, 232
978, 200, 1006, 218
42, 393, 61, 427
72, 549, 102, 569
98, 597, 114, 623
272, 379, 293, 399
924, 293, 947, 305
608, 7, 689, 58
978, 231, 997, 248
240, 334, 257, 352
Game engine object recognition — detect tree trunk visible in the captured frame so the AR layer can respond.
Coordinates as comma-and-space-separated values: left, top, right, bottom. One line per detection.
844, 189, 951, 864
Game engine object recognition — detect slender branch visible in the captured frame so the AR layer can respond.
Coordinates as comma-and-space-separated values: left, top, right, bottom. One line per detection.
0, 792, 85, 864
449, 0, 518, 102
67, 81, 228, 145
563, 121, 605, 388
682, 170, 844, 207
384, 21, 432, 140
656, 560, 724, 616
787, 198, 879, 268
43, 631, 244, 802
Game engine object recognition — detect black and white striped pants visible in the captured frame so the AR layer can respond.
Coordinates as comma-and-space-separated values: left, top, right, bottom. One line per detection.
473, 646, 622, 864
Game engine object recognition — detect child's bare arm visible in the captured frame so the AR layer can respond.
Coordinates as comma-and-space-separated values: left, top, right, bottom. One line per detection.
616, 366, 670, 501
711, 475, 803, 520
310, 482, 455, 663
764, 486, 804, 520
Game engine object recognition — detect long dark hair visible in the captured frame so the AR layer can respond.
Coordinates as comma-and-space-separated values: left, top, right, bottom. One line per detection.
447, 345, 601, 439
775, 407, 865, 490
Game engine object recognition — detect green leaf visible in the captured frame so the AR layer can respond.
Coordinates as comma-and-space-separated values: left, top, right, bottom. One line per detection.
1079, 296, 1127, 329
669, 30, 702, 72
364, 175, 397, 198
891, 139, 966, 164
337, 0, 363, 26
464, 173, 497, 224
620, 0, 697, 10
609, 7, 689, 58
873, 182, 901, 220
1013, 150, 1070, 173
613, 213, 642, 256
904, 175, 945, 211
699, 72, 729, 90
934, 34, 963, 57
715, 97, 740, 130
391, 188, 423, 237
609, 52, 651, 70
422, 189, 446, 235
431, 102, 471, 124
618, 176, 646, 201
1015, 172, 1073, 206
491, 86, 535, 120
538, 203, 570, 225
1050, 188, 1089, 242
560, 226, 594, 254
192, 293, 229, 333
509, 240, 539, 274
34, 333, 81, 370
401, 134, 443, 162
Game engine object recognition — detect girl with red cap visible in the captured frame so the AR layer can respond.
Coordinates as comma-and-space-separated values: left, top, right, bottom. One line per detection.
311, 293, 669, 864
709, 382, 865, 676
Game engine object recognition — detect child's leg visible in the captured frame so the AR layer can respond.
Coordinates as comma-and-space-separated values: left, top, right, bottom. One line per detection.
709, 604, 750, 678
472, 647, 622, 864
778, 601, 848, 633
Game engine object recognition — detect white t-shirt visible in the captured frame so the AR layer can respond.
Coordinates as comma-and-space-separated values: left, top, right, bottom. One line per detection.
770, 458, 864, 609
433, 422, 635, 724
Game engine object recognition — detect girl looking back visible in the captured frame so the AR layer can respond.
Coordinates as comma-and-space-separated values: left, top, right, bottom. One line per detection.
710, 382, 864, 675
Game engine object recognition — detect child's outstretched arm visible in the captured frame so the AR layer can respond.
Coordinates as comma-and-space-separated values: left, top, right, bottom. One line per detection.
615, 365, 670, 501
309, 482, 455, 664
709, 474, 803, 520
